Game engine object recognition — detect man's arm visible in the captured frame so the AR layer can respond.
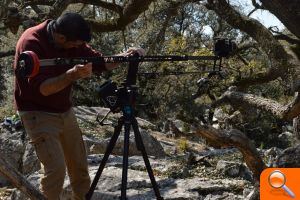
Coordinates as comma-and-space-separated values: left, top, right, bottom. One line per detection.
40, 48, 145, 96
40, 63, 92, 96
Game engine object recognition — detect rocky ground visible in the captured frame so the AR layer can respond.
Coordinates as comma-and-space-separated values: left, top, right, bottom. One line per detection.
0, 106, 278, 200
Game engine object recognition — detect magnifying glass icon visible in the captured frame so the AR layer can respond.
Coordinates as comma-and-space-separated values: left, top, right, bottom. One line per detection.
268, 170, 296, 198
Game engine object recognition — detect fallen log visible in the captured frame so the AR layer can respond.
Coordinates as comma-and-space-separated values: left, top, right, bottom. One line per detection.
0, 153, 46, 200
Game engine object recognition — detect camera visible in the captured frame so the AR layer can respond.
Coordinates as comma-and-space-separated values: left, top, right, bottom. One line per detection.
96, 80, 120, 112
214, 38, 237, 57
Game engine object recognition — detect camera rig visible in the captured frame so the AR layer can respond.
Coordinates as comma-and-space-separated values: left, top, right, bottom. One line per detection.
16, 38, 236, 78
15, 39, 236, 200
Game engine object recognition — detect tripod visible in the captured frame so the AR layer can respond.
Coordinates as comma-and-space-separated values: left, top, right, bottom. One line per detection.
85, 56, 163, 200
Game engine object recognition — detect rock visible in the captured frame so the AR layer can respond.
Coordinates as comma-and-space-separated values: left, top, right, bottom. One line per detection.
89, 129, 166, 158
275, 144, 300, 167
264, 147, 282, 167
164, 119, 186, 138
81, 170, 247, 199
135, 117, 157, 131
74, 106, 157, 131
10, 154, 250, 200
244, 187, 259, 200
2, 107, 255, 200
278, 131, 294, 147
213, 108, 228, 123
21, 143, 40, 175
0, 126, 26, 186
212, 123, 220, 129
204, 192, 244, 200
216, 160, 252, 181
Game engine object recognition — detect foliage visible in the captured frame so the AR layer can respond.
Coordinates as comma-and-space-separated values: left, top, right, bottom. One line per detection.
177, 137, 189, 153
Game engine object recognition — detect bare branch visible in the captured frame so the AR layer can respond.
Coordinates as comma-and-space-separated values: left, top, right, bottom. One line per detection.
15, 0, 155, 33
260, 0, 300, 39
234, 42, 260, 55
0, 50, 15, 58
269, 27, 300, 45
23, 0, 54, 7
274, 34, 300, 45
251, 0, 264, 9
47, 0, 73, 18
75, 0, 123, 14
89, 0, 155, 33
236, 54, 250, 66
24, 0, 123, 14
247, 8, 257, 17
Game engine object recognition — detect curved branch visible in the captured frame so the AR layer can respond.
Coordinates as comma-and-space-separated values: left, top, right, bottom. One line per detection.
212, 88, 300, 121
23, 0, 54, 7
260, 0, 300, 39
195, 125, 266, 181
118, 0, 154, 28
47, 0, 73, 18
233, 69, 285, 89
9, 0, 154, 34
89, 0, 155, 32
274, 34, 300, 45
25, 0, 123, 14
76, 0, 123, 14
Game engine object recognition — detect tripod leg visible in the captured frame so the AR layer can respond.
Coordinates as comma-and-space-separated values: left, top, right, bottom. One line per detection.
121, 121, 131, 200
85, 117, 124, 200
131, 118, 164, 200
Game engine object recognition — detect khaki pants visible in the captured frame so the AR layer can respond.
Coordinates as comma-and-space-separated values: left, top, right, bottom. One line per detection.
20, 108, 90, 200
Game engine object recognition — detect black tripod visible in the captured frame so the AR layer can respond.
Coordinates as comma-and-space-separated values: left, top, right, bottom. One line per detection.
85, 56, 163, 200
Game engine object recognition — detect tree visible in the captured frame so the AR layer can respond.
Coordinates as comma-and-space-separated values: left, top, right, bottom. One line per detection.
0, 0, 300, 196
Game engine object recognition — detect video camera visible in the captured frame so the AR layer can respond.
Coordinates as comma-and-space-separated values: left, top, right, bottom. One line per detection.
96, 80, 120, 113
214, 38, 237, 57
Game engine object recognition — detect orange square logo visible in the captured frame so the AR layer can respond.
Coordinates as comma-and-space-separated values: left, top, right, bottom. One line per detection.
260, 168, 300, 199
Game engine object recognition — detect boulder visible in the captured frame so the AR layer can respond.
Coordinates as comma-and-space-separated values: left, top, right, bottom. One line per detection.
216, 160, 252, 181
88, 129, 166, 158
0, 126, 27, 186
276, 144, 300, 167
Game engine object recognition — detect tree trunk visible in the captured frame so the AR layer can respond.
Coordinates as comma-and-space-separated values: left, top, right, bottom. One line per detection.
195, 125, 266, 181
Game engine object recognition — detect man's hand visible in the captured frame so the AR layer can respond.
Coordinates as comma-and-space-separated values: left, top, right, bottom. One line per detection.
40, 62, 92, 96
66, 62, 92, 81
124, 47, 145, 57
105, 47, 145, 70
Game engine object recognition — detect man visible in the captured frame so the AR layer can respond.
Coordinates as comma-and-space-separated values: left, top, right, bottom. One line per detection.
14, 12, 144, 200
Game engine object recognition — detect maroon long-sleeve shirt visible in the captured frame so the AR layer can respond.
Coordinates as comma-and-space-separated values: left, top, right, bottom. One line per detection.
14, 20, 106, 113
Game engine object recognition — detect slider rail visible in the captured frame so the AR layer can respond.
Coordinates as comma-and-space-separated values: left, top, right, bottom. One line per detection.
39, 55, 219, 67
